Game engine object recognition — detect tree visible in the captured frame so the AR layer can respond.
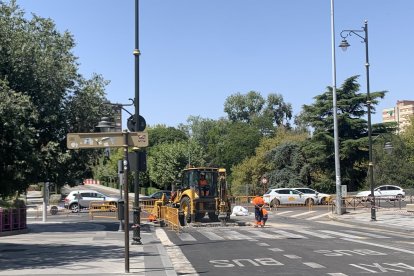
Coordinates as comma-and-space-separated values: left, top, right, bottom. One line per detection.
224, 91, 292, 135
297, 76, 386, 192
231, 128, 308, 195
148, 141, 205, 189
0, 81, 38, 197
147, 124, 188, 147
0, 1, 111, 196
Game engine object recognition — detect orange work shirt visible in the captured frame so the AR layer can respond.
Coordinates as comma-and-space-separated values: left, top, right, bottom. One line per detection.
252, 196, 265, 206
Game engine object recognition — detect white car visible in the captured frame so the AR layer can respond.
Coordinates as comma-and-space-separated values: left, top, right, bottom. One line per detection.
356, 185, 405, 200
292, 188, 331, 205
263, 188, 318, 207
64, 190, 120, 212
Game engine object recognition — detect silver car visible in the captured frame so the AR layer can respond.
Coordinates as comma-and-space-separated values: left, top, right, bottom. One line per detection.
64, 190, 120, 212
263, 188, 318, 207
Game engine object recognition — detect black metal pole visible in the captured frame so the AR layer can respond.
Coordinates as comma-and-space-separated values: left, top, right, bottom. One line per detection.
132, 0, 142, 245
364, 21, 375, 221
123, 131, 130, 272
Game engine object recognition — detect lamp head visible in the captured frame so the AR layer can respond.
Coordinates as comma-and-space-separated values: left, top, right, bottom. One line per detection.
339, 39, 350, 51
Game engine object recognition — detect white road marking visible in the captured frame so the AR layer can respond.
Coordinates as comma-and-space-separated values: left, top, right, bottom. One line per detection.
199, 231, 225, 241
290, 211, 317, 218
269, 248, 284, 252
244, 229, 280, 239
327, 273, 348, 276
257, 242, 270, 246
284, 255, 302, 259
270, 229, 307, 239
303, 262, 326, 268
343, 230, 390, 239
306, 212, 330, 220
177, 232, 196, 241
219, 230, 252, 240
293, 229, 335, 239
275, 210, 294, 215
341, 238, 414, 254
320, 230, 365, 239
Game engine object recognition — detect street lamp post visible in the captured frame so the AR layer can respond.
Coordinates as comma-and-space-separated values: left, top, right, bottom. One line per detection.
339, 20, 376, 221
132, 0, 142, 245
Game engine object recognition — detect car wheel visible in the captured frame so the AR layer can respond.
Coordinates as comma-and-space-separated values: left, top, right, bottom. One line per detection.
320, 197, 327, 205
305, 198, 314, 206
396, 194, 403, 200
270, 199, 280, 208
70, 203, 79, 213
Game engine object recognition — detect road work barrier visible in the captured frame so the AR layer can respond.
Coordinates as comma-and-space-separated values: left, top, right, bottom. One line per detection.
88, 201, 117, 220
229, 196, 315, 212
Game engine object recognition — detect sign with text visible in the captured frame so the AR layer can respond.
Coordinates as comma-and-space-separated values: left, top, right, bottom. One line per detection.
67, 132, 148, 149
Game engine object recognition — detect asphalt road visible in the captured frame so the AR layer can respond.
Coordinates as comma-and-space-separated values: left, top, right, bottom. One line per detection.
163, 211, 414, 275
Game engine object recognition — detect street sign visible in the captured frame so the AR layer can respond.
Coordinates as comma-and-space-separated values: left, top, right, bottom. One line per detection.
67, 132, 149, 149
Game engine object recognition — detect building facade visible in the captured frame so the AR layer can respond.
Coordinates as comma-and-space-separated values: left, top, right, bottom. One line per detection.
382, 100, 414, 132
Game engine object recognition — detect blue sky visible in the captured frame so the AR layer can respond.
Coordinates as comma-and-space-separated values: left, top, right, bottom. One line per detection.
16, 0, 413, 127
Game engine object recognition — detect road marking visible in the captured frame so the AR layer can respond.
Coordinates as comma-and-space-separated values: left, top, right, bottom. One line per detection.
177, 232, 196, 241
220, 230, 252, 240
284, 254, 302, 259
257, 242, 270, 247
306, 212, 330, 220
290, 211, 317, 218
244, 229, 280, 239
199, 231, 225, 241
269, 248, 284, 252
343, 230, 390, 239
275, 211, 294, 215
327, 273, 348, 276
270, 229, 307, 239
303, 262, 325, 268
341, 238, 414, 254
320, 230, 365, 239
293, 229, 335, 239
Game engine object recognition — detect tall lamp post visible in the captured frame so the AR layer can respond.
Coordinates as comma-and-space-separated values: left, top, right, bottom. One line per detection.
132, 0, 142, 245
339, 20, 375, 221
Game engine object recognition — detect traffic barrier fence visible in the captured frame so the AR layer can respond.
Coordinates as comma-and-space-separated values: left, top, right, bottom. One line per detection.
0, 207, 26, 233
89, 201, 118, 220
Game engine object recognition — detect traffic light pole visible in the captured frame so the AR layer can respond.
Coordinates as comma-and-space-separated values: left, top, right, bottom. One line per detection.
132, 0, 142, 245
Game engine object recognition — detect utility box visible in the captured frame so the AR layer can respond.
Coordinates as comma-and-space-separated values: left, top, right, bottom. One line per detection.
117, 200, 125, 220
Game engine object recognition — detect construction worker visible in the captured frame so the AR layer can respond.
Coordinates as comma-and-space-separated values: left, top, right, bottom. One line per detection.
262, 208, 268, 226
252, 195, 265, 227
199, 173, 209, 196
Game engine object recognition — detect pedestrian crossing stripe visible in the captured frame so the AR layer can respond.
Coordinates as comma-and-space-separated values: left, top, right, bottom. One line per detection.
175, 228, 396, 242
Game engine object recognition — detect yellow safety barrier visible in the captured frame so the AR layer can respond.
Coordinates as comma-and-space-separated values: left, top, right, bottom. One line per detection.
160, 206, 181, 232
89, 201, 118, 220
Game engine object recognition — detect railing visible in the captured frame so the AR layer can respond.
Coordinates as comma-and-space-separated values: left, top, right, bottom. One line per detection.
329, 195, 414, 212
0, 207, 27, 233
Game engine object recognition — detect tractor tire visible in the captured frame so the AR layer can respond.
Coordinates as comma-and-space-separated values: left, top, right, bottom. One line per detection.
208, 212, 219, 222
179, 197, 192, 226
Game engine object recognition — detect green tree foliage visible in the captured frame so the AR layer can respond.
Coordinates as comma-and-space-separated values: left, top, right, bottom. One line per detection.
0, 1, 111, 197
297, 76, 386, 192
372, 134, 414, 189
0, 81, 38, 196
401, 116, 414, 165
148, 141, 205, 190
224, 91, 292, 135
147, 124, 188, 147
231, 128, 307, 195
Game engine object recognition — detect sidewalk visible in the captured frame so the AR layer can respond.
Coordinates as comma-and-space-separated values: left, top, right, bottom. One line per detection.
328, 207, 414, 232
0, 220, 176, 276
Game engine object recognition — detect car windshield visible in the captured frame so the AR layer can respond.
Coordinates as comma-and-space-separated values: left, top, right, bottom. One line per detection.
264, 189, 273, 195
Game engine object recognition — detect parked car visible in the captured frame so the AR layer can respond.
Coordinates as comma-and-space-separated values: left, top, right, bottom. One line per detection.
139, 190, 171, 201
292, 187, 331, 205
263, 188, 318, 207
64, 190, 120, 212
356, 185, 405, 200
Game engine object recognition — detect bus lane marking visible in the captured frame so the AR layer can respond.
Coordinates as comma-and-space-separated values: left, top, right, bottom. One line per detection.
342, 238, 414, 254
349, 262, 414, 273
